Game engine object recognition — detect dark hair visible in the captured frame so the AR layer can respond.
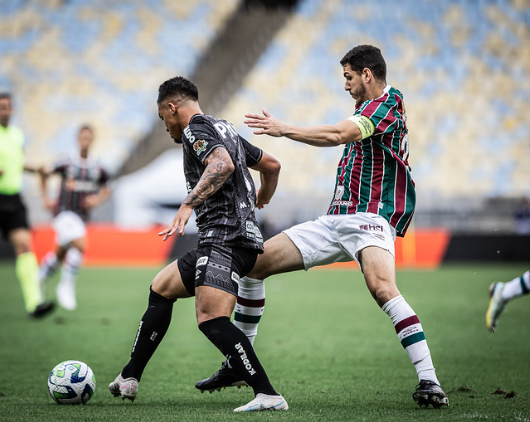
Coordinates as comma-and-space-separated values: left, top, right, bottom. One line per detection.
79, 124, 93, 134
157, 76, 199, 104
0, 93, 12, 101
340, 45, 386, 83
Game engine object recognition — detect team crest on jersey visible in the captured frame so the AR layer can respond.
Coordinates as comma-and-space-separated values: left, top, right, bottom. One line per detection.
335, 185, 345, 200
193, 139, 208, 155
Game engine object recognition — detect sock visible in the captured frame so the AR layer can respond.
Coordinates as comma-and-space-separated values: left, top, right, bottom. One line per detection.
16, 252, 43, 313
56, 248, 83, 311
199, 316, 277, 396
122, 288, 176, 381
502, 271, 530, 301
382, 295, 439, 385
39, 251, 59, 282
234, 277, 265, 346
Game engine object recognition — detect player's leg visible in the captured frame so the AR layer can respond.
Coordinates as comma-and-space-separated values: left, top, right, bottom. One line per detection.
359, 246, 448, 408
194, 245, 287, 412
10, 227, 54, 317
234, 233, 304, 343
195, 233, 304, 393
486, 270, 530, 332
52, 212, 87, 310
109, 259, 192, 401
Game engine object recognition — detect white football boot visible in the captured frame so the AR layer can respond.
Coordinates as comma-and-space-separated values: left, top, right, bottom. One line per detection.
234, 393, 288, 412
109, 374, 139, 401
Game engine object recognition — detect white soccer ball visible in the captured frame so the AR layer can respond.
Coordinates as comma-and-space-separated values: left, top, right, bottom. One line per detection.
48, 360, 96, 404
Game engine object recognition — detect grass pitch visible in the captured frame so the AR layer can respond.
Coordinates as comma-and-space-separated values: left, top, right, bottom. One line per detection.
0, 262, 529, 421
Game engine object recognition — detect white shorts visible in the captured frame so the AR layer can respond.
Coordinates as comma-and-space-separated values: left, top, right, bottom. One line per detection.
52, 211, 86, 247
283, 212, 396, 270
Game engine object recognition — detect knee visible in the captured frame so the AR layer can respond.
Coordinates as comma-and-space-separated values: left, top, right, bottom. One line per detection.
368, 280, 400, 308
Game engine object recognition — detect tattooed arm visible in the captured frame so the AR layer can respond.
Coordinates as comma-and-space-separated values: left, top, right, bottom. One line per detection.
159, 147, 234, 239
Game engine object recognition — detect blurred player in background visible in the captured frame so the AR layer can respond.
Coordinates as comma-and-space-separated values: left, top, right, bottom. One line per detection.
196, 45, 449, 409
39, 125, 111, 310
0, 92, 54, 318
486, 270, 530, 332
109, 76, 287, 412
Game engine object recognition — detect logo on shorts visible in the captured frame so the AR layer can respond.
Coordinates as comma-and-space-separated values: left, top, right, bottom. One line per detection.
359, 224, 384, 232
231, 272, 240, 283
197, 256, 208, 266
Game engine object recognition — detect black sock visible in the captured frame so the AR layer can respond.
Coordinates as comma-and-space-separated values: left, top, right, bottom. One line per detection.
199, 316, 277, 396
121, 287, 176, 381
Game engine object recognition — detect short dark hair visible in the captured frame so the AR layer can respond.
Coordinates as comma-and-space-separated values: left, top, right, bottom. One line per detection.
0, 93, 12, 101
340, 45, 386, 83
79, 124, 93, 134
157, 76, 199, 104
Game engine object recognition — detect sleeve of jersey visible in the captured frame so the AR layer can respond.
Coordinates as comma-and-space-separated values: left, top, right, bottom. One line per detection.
347, 115, 375, 140
240, 136, 263, 167
358, 97, 397, 136
187, 128, 224, 165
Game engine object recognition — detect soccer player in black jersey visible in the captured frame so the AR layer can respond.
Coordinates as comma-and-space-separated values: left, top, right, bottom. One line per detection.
109, 76, 286, 412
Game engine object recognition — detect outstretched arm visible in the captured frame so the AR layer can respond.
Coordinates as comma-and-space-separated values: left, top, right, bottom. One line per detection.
159, 146, 235, 239
245, 109, 365, 147
251, 150, 280, 209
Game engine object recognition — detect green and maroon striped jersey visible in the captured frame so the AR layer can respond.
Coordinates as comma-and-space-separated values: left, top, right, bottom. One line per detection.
327, 85, 415, 237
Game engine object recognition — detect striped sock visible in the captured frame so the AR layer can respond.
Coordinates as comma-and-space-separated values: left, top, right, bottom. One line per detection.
234, 277, 265, 346
382, 295, 439, 384
501, 270, 530, 301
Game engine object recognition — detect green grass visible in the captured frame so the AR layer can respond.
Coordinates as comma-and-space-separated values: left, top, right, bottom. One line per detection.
0, 262, 529, 421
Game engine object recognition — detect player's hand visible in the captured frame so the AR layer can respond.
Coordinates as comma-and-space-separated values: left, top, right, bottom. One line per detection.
83, 194, 100, 210
244, 109, 283, 137
43, 197, 55, 212
158, 205, 193, 240
255, 189, 269, 209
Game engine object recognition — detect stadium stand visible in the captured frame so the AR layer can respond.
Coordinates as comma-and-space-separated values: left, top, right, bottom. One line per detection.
0, 0, 239, 224
1, 0, 529, 234
221, 0, 530, 230
0, 0, 238, 172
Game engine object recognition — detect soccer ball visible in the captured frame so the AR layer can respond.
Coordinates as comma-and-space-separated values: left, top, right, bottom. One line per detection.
48, 360, 96, 404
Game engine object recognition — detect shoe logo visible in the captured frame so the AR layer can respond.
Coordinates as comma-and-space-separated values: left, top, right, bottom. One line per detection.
235, 343, 256, 376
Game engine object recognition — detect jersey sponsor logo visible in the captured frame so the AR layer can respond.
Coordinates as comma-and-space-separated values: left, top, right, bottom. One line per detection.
245, 221, 263, 242
65, 178, 98, 192
235, 342, 256, 376
231, 271, 240, 283
193, 139, 208, 155
332, 200, 353, 207
359, 224, 384, 232
214, 121, 238, 139
184, 126, 195, 143
197, 256, 208, 266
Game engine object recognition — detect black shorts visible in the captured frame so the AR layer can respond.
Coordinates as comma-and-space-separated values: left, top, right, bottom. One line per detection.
0, 194, 30, 239
177, 244, 258, 297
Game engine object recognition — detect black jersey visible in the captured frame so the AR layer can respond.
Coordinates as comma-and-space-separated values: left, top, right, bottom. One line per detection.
180, 114, 264, 252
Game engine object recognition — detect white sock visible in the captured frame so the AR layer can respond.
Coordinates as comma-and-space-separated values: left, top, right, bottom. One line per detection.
382, 295, 439, 385
234, 277, 265, 346
502, 271, 530, 301
57, 248, 83, 311
39, 251, 58, 282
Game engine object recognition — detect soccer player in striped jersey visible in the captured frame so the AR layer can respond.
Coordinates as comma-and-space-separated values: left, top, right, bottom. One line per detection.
0, 92, 54, 318
39, 125, 111, 310
486, 270, 530, 332
196, 45, 448, 408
